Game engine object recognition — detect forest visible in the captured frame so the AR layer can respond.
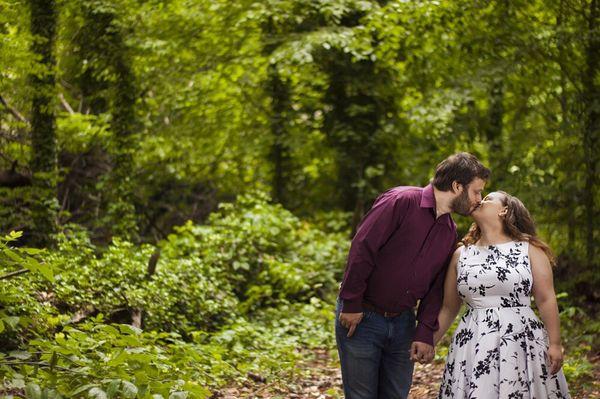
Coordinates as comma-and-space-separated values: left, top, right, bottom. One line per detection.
0, 0, 598, 398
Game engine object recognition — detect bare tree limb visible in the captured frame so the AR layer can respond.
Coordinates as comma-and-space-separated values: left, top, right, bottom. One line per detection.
131, 249, 161, 329
69, 305, 96, 323
147, 249, 160, 278
58, 92, 75, 114
0, 361, 72, 373
0, 94, 29, 124
0, 129, 29, 144
0, 159, 32, 187
0, 269, 29, 280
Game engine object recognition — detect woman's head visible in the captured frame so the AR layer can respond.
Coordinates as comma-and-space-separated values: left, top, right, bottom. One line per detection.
471, 191, 536, 236
464, 191, 555, 265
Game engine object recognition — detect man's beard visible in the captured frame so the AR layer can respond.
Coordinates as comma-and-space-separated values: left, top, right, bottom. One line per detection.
451, 189, 473, 216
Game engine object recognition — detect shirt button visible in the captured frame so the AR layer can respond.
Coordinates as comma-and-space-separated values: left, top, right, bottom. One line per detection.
406, 290, 410, 294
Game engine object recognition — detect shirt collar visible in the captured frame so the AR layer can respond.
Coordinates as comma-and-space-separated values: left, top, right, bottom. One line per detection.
421, 183, 456, 230
420, 183, 436, 209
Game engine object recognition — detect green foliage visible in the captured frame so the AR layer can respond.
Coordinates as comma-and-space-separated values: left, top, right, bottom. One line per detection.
557, 294, 599, 385
2, 0, 597, 267
189, 192, 347, 309
42, 194, 347, 335
48, 231, 154, 316
0, 194, 348, 396
0, 298, 336, 397
1, 231, 53, 281
0, 0, 598, 395
0, 231, 57, 347
1, 317, 212, 398
56, 113, 111, 153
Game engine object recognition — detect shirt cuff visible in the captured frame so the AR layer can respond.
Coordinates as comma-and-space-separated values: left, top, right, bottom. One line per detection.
340, 299, 363, 313
413, 323, 434, 346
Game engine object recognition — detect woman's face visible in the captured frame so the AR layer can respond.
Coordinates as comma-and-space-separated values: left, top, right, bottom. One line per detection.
471, 192, 507, 222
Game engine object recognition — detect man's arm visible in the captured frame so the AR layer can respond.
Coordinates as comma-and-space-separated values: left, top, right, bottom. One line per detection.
409, 259, 449, 363
339, 190, 410, 313
414, 247, 455, 346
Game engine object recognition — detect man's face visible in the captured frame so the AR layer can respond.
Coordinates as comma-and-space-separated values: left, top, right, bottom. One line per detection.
451, 178, 485, 216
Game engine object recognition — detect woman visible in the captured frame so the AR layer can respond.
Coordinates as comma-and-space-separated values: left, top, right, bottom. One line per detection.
434, 191, 570, 398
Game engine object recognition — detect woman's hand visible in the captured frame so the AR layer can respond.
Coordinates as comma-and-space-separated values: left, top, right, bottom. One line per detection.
547, 344, 564, 374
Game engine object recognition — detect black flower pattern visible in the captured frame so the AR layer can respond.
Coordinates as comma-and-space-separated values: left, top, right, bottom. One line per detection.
439, 241, 571, 398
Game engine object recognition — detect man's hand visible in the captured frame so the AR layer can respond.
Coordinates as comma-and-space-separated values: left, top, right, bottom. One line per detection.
410, 341, 434, 363
338, 312, 363, 337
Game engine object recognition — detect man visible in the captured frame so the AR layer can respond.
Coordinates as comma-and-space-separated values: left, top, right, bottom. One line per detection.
336, 152, 490, 399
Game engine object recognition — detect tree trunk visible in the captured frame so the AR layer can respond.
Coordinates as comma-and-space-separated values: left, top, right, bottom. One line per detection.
582, 0, 599, 265
556, 0, 577, 253
267, 64, 290, 206
110, 32, 138, 240
29, 0, 58, 247
81, 1, 138, 240
262, 16, 291, 207
78, 3, 111, 114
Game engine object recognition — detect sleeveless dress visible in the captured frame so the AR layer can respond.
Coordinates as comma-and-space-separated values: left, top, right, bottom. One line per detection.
438, 241, 571, 399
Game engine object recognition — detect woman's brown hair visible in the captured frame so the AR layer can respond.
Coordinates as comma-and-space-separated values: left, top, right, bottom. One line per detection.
461, 191, 556, 266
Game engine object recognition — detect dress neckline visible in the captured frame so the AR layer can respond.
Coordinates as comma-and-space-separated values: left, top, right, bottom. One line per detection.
471, 240, 516, 249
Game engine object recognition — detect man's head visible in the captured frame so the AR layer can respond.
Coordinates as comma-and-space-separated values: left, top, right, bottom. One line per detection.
433, 153, 490, 216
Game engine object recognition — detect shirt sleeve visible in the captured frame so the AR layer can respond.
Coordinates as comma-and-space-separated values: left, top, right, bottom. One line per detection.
413, 247, 455, 346
339, 190, 410, 313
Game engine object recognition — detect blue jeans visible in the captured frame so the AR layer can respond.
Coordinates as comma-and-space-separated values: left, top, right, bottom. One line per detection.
335, 298, 416, 399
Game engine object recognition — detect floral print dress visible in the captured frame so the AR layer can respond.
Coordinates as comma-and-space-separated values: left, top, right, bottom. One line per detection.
438, 241, 571, 399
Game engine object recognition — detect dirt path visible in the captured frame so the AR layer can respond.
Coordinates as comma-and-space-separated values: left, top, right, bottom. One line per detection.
215, 349, 600, 399
215, 349, 445, 399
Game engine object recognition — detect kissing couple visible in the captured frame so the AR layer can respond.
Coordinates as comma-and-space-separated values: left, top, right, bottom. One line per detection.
335, 152, 571, 399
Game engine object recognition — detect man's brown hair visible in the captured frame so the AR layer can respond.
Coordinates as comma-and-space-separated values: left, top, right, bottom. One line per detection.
432, 152, 490, 191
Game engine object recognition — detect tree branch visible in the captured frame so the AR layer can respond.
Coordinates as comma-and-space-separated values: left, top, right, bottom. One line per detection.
0, 94, 29, 124
0, 159, 32, 187
0, 361, 72, 372
0, 269, 29, 280
58, 92, 75, 114
0, 129, 29, 144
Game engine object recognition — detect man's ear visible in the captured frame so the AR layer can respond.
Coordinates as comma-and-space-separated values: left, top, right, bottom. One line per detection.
452, 181, 463, 194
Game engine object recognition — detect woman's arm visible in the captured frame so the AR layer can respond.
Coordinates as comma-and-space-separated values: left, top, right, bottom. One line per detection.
530, 244, 564, 374
433, 247, 463, 345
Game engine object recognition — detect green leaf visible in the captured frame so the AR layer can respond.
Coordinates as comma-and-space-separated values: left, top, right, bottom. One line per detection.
4, 316, 20, 328
9, 350, 32, 360
7, 230, 23, 240
25, 383, 42, 399
20, 247, 45, 255
31, 259, 54, 282
118, 324, 142, 335
3, 247, 25, 264
121, 381, 138, 399
89, 387, 108, 399
68, 384, 97, 397
11, 378, 26, 389
106, 380, 121, 399
2, 248, 53, 281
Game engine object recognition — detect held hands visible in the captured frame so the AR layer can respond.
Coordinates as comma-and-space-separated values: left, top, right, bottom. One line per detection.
410, 341, 435, 364
547, 344, 564, 374
338, 312, 363, 337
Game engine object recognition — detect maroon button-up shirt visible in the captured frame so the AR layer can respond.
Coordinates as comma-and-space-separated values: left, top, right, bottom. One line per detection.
339, 184, 457, 345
